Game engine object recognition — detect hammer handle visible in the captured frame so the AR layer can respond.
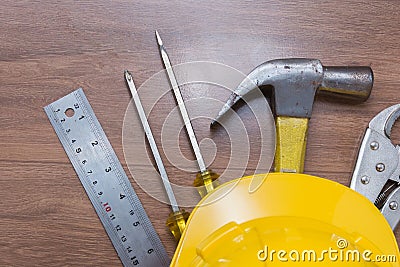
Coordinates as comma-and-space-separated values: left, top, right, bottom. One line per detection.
320, 66, 373, 102
275, 117, 308, 173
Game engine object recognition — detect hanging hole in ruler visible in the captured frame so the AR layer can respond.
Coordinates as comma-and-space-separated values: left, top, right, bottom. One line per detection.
65, 108, 75, 117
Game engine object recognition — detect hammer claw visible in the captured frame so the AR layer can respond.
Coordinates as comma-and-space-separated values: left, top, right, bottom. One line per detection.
211, 92, 241, 127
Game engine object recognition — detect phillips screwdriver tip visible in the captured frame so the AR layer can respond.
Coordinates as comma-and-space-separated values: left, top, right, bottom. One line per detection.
155, 30, 163, 46
124, 70, 132, 81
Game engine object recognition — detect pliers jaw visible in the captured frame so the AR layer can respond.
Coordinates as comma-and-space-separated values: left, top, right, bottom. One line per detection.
369, 103, 400, 139
351, 104, 400, 230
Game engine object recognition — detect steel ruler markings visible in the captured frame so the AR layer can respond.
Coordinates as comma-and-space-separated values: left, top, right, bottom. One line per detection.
44, 88, 170, 267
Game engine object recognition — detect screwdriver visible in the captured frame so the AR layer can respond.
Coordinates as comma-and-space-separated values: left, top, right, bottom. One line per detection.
124, 70, 189, 241
155, 31, 219, 198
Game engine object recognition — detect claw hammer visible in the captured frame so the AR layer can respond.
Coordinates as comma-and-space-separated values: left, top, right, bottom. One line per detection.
212, 59, 373, 173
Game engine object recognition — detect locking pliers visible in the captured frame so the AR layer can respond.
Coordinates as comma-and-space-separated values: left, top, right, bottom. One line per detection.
351, 104, 400, 230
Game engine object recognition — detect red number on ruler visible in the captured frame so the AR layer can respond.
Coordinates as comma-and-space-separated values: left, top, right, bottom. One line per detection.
103, 202, 112, 212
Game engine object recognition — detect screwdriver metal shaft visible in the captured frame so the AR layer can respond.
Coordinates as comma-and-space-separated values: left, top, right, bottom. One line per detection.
125, 70, 179, 212
155, 30, 207, 173
125, 70, 189, 240
155, 31, 219, 198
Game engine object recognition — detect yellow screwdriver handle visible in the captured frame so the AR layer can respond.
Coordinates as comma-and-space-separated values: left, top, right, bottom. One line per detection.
166, 209, 190, 241
193, 170, 220, 198
275, 116, 309, 173
167, 171, 220, 240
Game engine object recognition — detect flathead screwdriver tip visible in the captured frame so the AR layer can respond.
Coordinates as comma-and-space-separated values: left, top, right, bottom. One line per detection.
155, 30, 163, 46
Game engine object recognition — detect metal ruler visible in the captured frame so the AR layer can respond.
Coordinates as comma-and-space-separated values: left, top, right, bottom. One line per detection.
44, 88, 170, 267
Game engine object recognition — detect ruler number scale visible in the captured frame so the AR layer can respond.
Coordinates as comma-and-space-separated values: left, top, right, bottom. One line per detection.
77, 91, 164, 259
44, 88, 170, 267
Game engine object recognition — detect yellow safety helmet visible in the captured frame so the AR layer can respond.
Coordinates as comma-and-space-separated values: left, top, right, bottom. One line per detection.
171, 173, 400, 266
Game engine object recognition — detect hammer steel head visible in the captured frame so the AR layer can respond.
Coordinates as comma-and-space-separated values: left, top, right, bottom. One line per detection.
211, 58, 373, 126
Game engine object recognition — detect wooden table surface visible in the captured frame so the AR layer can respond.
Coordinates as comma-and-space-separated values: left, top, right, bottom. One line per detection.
1, 1, 399, 265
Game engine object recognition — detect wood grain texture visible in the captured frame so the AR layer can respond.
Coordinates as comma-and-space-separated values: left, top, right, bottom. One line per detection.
1, 0, 399, 265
